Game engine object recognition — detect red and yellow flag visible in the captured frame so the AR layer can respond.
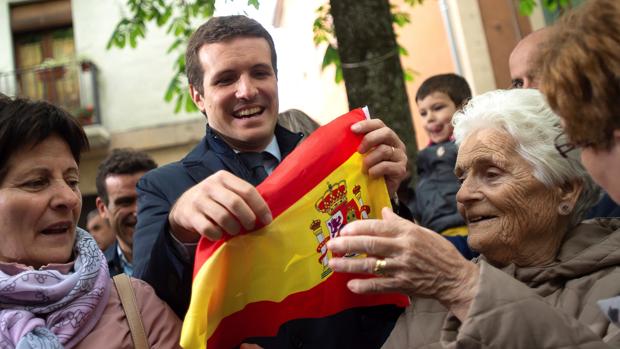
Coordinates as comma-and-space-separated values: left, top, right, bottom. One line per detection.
181, 108, 409, 348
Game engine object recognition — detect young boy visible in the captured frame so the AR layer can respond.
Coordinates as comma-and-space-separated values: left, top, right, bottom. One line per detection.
414, 73, 477, 259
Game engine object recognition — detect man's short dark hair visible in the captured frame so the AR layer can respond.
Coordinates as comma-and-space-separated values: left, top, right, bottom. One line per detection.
96, 148, 157, 205
0, 96, 89, 184
185, 15, 278, 95
87, 209, 100, 222
415, 73, 472, 108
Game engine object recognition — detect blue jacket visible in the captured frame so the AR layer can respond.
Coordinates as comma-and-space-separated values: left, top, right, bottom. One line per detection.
103, 240, 123, 277
414, 141, 477, 259
134, 124, 401, 348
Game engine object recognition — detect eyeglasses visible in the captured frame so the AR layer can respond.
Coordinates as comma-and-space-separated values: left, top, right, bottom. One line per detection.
554, 132, 593, 158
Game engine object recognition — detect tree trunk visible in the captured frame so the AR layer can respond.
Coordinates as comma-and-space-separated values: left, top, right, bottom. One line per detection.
330, 0, 418, 177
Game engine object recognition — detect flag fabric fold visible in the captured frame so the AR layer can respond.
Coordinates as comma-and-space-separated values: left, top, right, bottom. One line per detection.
181, 108, 409, 348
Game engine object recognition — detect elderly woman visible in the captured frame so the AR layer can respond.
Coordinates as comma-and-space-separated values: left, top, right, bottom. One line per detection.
327, 89, 620, 348
538, 0, 620, 204
0, 97, 181, 348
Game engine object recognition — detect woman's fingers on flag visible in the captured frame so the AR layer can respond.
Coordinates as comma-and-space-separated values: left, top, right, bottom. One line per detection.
327, 235, 401, 261
346, 275, 403, 295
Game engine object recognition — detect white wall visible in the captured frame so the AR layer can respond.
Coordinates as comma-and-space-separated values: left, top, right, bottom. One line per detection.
0, 1, 15, 73
71, 0, 201, 133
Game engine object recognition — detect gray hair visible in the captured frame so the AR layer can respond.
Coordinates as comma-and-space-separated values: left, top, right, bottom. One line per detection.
452, 89, 600, 227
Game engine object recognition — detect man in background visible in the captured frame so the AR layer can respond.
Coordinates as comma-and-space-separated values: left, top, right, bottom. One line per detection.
96, 148, 157, 276
86, 209, 115, 251
509, 26, 620, 218
508, 28, 550, 89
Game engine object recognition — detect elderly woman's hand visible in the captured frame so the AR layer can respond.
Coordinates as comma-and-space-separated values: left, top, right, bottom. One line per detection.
327, 207, 480, 320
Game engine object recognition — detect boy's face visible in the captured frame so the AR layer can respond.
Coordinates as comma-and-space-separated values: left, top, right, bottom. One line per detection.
417, 91, 457, 144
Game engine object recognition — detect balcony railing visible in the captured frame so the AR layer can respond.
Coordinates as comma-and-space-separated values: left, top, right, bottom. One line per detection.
0, 60, 101, 126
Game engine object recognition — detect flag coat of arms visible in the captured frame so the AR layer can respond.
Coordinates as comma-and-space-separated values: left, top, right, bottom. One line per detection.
181, 108, 409, 348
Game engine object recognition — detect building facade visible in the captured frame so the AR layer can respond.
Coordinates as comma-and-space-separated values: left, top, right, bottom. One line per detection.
0, 0, 549, 225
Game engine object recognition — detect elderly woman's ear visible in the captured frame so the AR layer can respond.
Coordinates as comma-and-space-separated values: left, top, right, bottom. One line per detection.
557, 180, 584, 216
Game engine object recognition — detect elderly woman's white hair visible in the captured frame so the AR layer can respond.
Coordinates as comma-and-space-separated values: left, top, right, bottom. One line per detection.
452, 89, 600, 226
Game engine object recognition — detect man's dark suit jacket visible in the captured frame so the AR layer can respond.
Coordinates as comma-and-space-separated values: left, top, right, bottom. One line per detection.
103, 240, 123, 277
134, 124, 401, 348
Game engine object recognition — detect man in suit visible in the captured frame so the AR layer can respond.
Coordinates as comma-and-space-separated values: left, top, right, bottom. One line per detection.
95, 148, 157, 276
134, 15, 408, 348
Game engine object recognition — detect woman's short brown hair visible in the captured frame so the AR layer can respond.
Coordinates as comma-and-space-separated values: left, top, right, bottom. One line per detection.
0, 96, 89, 183
539, 0, 620, 149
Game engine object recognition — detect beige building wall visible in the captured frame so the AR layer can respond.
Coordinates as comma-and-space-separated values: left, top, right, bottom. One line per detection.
395, 0, 457, 148
277, 0, 500, 149
276, 0, 349, 124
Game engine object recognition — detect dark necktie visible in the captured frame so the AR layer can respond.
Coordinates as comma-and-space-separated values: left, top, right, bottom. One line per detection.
238, 152, 270, 185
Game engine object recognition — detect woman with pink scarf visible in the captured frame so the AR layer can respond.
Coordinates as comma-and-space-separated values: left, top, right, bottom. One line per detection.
0, 96, 181, 348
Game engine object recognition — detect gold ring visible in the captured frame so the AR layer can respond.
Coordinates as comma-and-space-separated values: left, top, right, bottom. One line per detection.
373, 259, 387, 276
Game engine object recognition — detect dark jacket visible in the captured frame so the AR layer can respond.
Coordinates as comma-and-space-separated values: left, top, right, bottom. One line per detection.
414, 141, 477, 259
104, 240, 123, 277
587, 193, 620, 219
134, 124, 401, 348
414, 141, 464, 232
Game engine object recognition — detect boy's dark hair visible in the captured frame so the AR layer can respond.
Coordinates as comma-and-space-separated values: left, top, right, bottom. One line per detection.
0, 95, 89, 184
415, 73, 472, 108
185, 15, 277, 95
95, 148, 157, 205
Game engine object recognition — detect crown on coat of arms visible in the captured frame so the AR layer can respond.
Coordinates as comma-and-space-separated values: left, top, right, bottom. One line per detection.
310, 219, 321, 230
315, 180, 348, 215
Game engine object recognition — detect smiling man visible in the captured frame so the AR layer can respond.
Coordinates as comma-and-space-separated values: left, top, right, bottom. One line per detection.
134, 15, 409, 348
95, 148, 157, 276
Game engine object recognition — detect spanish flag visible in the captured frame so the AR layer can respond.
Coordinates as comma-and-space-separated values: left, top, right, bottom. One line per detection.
181, 108, 409, 348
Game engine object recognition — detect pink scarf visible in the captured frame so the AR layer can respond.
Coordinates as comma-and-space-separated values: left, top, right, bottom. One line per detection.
0, 228, 110, 349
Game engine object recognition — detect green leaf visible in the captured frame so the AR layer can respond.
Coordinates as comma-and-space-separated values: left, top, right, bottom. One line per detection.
247, 0, 260, 10
174, 21, 186, 36
403, 0, 424, 6
544, 0, 558, 12
164, 77, 178, 102
518, 0, 536, 15
174, 93, 183, 113
129, 33, 137, 48
392, 12, 410, 27
321, 45, 339, 70
404, 68, 417, 82
106, 33, 119, 49
156, 7, 172, 26
335, 65, 343, 84
398, 45, 409, 57
167, 38, 183, 54
136, 23, 146, 38
184, 91, 198, 112
202, 2, 215, 17
114, 33, 126, 48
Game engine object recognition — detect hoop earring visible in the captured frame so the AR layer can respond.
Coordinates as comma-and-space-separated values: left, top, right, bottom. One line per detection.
559, 202, 572, 216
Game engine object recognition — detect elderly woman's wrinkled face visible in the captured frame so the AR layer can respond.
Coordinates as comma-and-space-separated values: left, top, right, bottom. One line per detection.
455, 128, 565, 267
0, 134, 81, 269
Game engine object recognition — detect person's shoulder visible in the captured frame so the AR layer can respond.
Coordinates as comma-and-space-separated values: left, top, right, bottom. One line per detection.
139, 161, 188, 186
128, 277, 182, 347
128, 277, 160, 297
103, 241, 118, 264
